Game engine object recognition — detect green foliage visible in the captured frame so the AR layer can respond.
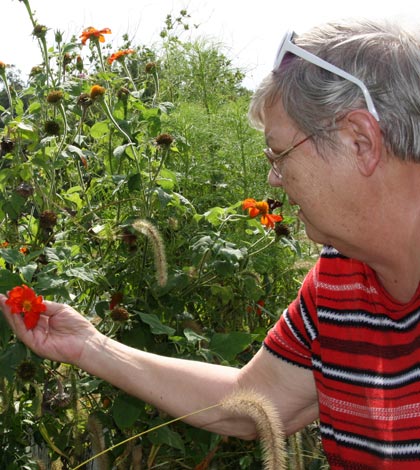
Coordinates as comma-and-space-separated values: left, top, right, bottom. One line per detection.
0, 2, 326, 469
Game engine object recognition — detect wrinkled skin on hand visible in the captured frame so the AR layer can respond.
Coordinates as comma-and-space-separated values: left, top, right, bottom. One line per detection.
0, 294, 99, 366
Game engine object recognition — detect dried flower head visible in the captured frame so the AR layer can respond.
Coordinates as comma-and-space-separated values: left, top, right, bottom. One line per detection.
30, 65, 43, 76
110, 306, 130, 322
62, 52, 72, 67
145, 62, 157, 74
108, 49, 135, 65
39, 210, 58, 229
80, 27, 112, 45
121, 228, 137, 252
274, 223, 290, 238
76, 55, 84, 72
32, 24, 48, 39
117, 87, 130, 101
0, 61, 6, 71
155, 133, 174, 146
110, 292, 123, 310
1, 137, 14, 156
16, 359, 37, 381
77, 92, 92, 109
90, 84, 106, 101
15, 182, 34, 198
44, 120, 60, 136
46, 90, 64, 104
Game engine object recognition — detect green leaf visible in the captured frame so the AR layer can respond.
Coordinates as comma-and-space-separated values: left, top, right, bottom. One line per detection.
202, 207, 225, 226
27, 101, 41, 114
112, 394, 144, 429
184, 328, 208, 345
148, 419, 185, 451
18, 122, 37, 141
2, 193, 25, 220
39, 422, 70, 459
0, 248, 23, 265
0, 269, 23, 294
0, 341, 27, 380
65, 267, 98, 283
128, 173, 141, 191
209, 332, 258, 361
20, 263, 38, 283
113, 144, 130, 158
136, 311, 175, 336
90, 121, 109, 139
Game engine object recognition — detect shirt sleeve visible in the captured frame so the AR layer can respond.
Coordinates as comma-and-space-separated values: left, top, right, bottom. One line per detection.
264, 264, 318, 369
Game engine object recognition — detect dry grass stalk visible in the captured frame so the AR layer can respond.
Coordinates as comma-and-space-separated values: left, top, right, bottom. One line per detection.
132, 219, 168, 287
221, 389, 286, 470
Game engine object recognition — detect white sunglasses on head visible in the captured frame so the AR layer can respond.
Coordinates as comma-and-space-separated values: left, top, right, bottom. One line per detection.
273, 30, 380, 121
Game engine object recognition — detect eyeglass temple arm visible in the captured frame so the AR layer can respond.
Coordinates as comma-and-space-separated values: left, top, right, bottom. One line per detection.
279, 40, 380, 122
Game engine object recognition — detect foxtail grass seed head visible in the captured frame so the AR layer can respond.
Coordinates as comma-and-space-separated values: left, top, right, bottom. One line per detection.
132, 219, 168, 287
87, 414, 109, 470
221, 389, 286, 470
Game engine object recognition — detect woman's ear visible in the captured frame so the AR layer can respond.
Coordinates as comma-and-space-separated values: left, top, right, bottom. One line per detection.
344, 109, 382, 176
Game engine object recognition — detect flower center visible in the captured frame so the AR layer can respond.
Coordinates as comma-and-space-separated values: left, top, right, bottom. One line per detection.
22, 300, 33, 312
255, 201, 269, 215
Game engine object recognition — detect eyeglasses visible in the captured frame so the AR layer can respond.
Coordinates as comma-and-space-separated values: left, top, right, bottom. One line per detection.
274, 30, 380, 121
264, 134, 312, 178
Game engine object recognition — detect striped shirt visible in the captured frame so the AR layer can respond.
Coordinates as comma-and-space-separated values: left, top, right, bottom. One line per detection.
264, 246, 420, 469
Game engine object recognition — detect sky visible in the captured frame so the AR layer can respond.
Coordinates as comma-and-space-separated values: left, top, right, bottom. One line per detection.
3, 0, 420, 90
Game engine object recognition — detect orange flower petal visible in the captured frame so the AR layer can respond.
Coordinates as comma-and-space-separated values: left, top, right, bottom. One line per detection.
248, 207, 260, 218
242, 198, 257, 210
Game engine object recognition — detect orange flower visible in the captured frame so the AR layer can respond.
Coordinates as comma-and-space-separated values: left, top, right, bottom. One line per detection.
242, 198, 283, 229
90, 84, 106, 100
6, 285, 46, 329
80, 27, 112, 45
107, 49, 135, 65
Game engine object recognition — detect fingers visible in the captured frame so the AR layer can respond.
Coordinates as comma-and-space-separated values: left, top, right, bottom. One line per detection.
0, 294, 31, 338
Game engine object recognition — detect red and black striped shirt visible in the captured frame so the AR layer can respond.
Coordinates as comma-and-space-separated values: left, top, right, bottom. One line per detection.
264, 246, 420, 469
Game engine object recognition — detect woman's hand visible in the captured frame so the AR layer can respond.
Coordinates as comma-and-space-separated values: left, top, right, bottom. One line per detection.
0, 294, 100, 366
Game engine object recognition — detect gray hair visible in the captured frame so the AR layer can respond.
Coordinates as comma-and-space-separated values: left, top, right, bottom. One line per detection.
249, 19, 420, 162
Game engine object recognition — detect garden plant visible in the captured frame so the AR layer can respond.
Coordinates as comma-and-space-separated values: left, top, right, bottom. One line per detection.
0, 1, 328, 468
